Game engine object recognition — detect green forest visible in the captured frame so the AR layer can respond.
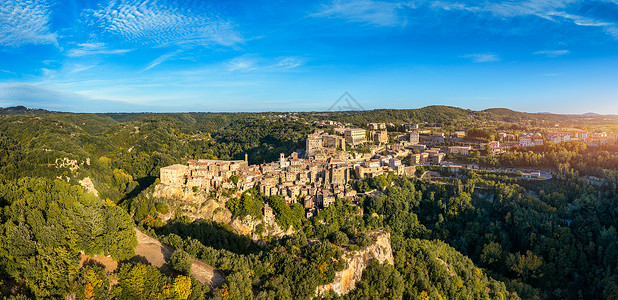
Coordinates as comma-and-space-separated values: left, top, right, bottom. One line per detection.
0, 106, 617, 299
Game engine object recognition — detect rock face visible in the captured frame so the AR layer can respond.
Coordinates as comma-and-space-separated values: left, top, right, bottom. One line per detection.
315, 229, 394, 297
78, 177, 99, 196
154, 184, 293, 241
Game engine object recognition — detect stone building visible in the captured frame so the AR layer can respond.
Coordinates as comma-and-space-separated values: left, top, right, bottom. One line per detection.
160, 164, 189, 186
306, 131, 346, 158
373, 130, 388, 144
344, 128, 367, 145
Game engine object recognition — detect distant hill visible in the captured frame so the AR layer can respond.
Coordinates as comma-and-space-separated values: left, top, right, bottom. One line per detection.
0, 106, 52, 114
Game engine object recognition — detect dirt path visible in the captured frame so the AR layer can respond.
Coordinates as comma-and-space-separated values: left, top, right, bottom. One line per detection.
79, 253, 118, 273
134, 229, 226, 287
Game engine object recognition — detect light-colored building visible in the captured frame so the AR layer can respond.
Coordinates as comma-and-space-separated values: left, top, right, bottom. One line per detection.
305, 131, 346, 158
409, 153, 423, 165
388, 158, 402, 169
264, 204, 274, 220
409, 132, 420, 144
454, 131, 466, 138
448, 146, 472, 156
160, 164, 189, 186
410, 144, 426, 153
354, 165, 384, 178
519, 136, 534, 147
345, 128, 367, 145
429, 152, 446, 164
373, 130, 388, 144
364, 159, 381, 168
329, 166, 350, 185
367, 123, 387, 130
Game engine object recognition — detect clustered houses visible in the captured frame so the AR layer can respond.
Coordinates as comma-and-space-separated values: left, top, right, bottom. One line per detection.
408, 147, 450, 164
546, 131, 618, 146
367, 122, 387, 130
305, 130, 346, 159
160, 126, 498, 219
160, 155, 254, 191
518, 132, 544, 147
159, 130, 420, 219
500, 131, 618, 147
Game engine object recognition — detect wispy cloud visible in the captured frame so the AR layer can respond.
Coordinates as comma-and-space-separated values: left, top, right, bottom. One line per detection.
67, 43, 133, 57
68, 64, 97, 74
227, 55, 304, 72
312, 0, 414, 27
0, 0, 57, 46
84, 0, 243, 46
144, 50, 182, 71
534, 49, 570, 57
429, 0, 618, 38
276, 57, 303, 69
227, 56, 258, 72
463, 53, 500, 63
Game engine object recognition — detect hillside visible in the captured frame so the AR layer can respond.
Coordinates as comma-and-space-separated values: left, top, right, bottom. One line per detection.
0, 105, 53, 114
1, 107, 618, 298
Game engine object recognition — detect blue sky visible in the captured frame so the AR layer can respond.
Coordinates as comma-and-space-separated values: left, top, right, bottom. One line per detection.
1, 0, 618, 113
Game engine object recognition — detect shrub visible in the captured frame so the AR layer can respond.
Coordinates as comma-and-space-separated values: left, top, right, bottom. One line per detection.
170, 250, 193, 275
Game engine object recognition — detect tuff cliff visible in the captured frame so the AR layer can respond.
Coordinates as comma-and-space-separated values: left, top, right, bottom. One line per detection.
315, 229, 394, 297
153, 184, 292, 240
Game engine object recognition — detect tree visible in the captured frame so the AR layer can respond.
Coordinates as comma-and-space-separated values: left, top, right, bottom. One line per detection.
480, 242, 503, 267
114, 263, 167, 299
329, 231, 349, 245
357, 232, 372, 248
507, 251, 544, 282
173, 275, 192, 300
171, 249, 193, 275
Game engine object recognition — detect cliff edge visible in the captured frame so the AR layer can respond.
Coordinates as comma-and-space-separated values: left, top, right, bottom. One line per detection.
315, 229, 394, 296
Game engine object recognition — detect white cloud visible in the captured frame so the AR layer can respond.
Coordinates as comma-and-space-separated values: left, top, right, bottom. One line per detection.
144, 50, 182, 71
312, 0, 414, 27
534, 49, 570, 57
227, 56, 258, 72
546, 11, 613, 26
0, 0, 57, 47
84, 0, 243, 46
463, 53, 500, 63
276, 57, 303, 69
429, 0, 618, 38
68, 64, 97, 74
226, 55, 304, 72
67, 43, 133, 57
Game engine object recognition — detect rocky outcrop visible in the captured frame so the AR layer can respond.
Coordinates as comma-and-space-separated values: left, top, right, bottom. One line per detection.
315, 229, 394, 297
78, 177, 99, 196
154, 184, 293, 241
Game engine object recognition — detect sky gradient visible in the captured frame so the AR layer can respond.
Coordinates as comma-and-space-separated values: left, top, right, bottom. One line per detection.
1, 0, 618, 113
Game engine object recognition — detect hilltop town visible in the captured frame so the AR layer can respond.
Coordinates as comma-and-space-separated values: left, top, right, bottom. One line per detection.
159, 120, 618, 226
